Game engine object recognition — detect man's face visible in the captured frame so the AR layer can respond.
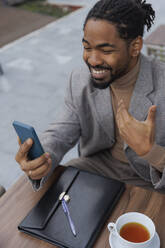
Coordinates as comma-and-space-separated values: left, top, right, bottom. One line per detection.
83, 19, 135, 89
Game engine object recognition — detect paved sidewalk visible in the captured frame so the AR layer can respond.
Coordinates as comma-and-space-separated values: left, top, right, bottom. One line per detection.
0, 1, 97, 190
0, 0, 164, 190
0, 4, 55, 48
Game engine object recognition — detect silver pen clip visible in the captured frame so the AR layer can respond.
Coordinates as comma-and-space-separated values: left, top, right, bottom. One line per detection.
59, 192, 77, 237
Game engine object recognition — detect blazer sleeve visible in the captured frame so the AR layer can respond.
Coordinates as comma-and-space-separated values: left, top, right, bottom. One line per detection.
141, 143, 165, 189
31, 71, 81, 191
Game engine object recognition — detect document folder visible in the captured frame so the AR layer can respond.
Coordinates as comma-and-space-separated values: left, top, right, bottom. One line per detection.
18, 166, 125, 248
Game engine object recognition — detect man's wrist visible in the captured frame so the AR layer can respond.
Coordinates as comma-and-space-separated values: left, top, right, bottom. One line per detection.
135, 142, 153, 157
140, 143, 165, 172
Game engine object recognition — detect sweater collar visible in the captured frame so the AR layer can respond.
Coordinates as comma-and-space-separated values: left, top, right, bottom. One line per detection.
110, 56, 140, 90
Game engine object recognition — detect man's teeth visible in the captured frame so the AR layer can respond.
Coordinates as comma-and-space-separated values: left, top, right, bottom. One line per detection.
92, 69, 106, 74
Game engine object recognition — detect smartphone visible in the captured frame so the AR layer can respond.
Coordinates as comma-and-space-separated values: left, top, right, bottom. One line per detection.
13, 120, 44, 160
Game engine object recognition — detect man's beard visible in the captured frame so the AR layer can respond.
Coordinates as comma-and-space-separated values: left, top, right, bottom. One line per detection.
89, 64, 130, 90
89, 65, 113, 90
90, 78, 112, 89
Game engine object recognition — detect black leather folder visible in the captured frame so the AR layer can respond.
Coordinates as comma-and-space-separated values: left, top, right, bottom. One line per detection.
18, 166, 125, 248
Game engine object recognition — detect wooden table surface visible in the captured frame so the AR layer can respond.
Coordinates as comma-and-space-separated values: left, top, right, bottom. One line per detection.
0, 166, 165, 248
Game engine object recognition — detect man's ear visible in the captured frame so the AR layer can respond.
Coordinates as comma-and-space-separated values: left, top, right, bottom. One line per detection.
130, 36, 143, 57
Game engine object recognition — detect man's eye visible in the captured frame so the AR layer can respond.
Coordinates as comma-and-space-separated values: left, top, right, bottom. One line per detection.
102, 50, 113, 54
84, 47, 91, 51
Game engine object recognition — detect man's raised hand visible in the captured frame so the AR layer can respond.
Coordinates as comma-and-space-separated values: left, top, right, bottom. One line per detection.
116, 99, 156, 156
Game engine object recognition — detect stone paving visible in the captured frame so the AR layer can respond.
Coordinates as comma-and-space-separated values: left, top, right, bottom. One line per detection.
0, 3, 55, 48
0, 0, 164, 190
0, 1, 97, 190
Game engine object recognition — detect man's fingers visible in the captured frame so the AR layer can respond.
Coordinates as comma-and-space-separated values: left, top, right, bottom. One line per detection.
28, 158, 52, 180
15, 138, 33, 162
29, 163, 49, 177
17, 136, 22, 146
20, 153, 50, 171
146, 105, 156, 125
29, 168, 50, 180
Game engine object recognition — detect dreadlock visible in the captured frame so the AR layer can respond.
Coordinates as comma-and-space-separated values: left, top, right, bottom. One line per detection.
84, 0, 155, 42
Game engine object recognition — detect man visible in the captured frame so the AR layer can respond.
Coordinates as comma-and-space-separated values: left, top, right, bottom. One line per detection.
15, 0, 165, 193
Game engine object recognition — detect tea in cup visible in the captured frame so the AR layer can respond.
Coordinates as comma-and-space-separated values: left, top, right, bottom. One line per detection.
107, 212, 156, 248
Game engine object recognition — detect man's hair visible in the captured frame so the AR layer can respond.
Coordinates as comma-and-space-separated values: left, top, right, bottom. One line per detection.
84, 0, 155, 42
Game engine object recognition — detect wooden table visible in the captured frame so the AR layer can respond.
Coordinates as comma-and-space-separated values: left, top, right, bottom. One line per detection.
0, 166, 165, 248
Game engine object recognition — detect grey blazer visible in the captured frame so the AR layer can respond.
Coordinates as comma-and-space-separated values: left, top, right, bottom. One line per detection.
35, 54, 165, 190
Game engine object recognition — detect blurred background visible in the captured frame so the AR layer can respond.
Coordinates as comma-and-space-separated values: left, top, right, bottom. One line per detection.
0, 0, 164, 191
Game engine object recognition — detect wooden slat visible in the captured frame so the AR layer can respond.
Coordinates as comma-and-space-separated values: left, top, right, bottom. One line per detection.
95, 185, 165, 248
0, 166, 64, 248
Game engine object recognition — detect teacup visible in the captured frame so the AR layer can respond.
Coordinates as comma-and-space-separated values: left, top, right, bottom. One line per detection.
107, 212, 155, 248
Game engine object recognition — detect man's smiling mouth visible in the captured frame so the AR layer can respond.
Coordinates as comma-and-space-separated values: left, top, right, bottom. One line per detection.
90, 68, 110, 79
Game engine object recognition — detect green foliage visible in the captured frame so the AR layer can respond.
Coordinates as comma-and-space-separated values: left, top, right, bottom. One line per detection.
17, 0, 72, 18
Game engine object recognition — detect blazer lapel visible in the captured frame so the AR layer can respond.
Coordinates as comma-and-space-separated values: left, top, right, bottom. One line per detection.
89, 55, 154, 148
90, 87, 115, 144
124, 55, 154, 150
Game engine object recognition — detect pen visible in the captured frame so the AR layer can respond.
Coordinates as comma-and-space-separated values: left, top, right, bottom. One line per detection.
62, 199, 77, 237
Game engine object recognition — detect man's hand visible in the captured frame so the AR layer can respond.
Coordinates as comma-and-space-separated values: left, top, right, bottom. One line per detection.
116, 99, 156, 156
15, 138, 52, 180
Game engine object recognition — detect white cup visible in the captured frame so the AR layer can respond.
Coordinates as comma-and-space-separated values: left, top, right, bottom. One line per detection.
107, 212, 156, 248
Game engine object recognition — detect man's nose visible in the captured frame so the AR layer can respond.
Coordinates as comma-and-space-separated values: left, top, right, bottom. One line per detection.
88, 51, 103, 67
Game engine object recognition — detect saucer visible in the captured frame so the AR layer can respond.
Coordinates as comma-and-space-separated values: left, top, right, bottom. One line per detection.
109, 232, 160, 248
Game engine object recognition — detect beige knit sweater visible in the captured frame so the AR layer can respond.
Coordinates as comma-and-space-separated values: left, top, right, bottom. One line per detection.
110, 56, 165, 172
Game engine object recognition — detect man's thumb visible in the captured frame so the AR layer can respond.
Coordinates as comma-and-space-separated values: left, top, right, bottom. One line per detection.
147, 105, 156, 124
